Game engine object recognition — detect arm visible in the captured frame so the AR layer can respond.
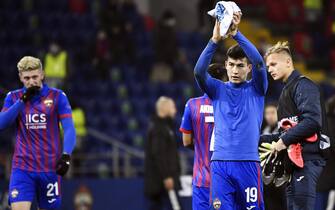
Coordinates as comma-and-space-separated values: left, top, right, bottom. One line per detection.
60, 117, 76, 154
57, 92, 76, 154
179, 100, 194, 149
194, 21, 222, 99
280, 80, 322, 146
194, 41, 220, 99
0, 93, 24, 129
182, 133, 194, 149
232, 31, 268, 95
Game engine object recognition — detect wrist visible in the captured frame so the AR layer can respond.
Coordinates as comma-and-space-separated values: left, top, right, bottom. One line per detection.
231, 30, 238, 37
278, 138, 288, 147
211, 37, 220, 44
61, 153, 71, 160
231, 30, 239, 38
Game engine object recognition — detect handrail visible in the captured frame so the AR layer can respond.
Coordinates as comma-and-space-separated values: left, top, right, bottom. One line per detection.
87, 128, 145, 159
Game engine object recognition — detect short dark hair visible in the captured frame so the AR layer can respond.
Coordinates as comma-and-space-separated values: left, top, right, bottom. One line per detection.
208, 63, 228, 81
265, 101, 278, 109
226, 44, 249, 63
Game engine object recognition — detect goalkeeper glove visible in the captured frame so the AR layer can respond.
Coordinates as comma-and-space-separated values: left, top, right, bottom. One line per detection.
56, 154, 71, 176
259, 142, 274, 161
21, 86, 40, 103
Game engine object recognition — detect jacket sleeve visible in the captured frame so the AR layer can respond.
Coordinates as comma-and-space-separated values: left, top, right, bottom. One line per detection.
260, 133, 281, 144
151, 128, 173, 179
281, 79, 322, 146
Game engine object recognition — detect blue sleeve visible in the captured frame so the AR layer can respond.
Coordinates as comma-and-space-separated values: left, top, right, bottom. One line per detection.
194, 40, 221, 99
233, 31, 268, 95
179, 100, 192, 134
0, 93, 24, 129
60, 117, 76, 154
57, 92, 72, 118
57, 91, 76, 154
281, 79, 321, 146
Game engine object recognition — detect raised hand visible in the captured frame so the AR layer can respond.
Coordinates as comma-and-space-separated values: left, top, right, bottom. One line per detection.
21, 86, 40, 103
229, 12, 242, 36
211, 20, 222, 43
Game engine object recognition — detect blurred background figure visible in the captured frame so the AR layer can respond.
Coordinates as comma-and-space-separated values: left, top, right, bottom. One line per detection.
262, 102, 279, 135
44, 41, 70, 89
74, 185, 93, 210
69, 0, 88, 15
151, 10, 178, 84
197, 0, 215, 32
92, 30, 111, 79
72, 101, 87, 152
144, 96, 182, 210
261, 102, 287, 210
154, 10, 178, 65
69, 100, 87, 178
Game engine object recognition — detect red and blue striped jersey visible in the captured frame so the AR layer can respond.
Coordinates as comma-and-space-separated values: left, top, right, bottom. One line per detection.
2, 84, 72, 172
179, 94, 214, 187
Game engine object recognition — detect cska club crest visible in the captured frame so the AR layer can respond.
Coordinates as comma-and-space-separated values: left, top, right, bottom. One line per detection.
213, 198, 221, 209
11, 189, 19, 198
44, 99, 53, 107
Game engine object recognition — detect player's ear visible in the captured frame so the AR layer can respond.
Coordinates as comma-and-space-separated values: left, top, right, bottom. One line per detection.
18, 73, 23, 83
286, 56, 292, 68
40, 70, 45, 80
247, 63, 252, 73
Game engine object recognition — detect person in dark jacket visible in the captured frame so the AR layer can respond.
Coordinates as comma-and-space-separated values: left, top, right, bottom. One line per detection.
263, 41, 326, 210
144, 96, 181, 210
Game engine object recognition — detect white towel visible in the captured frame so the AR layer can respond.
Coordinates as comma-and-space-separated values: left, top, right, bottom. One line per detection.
207, 1, 241, 36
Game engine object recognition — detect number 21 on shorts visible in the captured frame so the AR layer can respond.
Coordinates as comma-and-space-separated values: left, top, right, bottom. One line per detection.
47, 182, 59, 197
245, 187, 257, 203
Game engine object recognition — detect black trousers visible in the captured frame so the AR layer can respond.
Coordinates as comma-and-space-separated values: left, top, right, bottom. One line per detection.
264, 184, 287, 210
148, 189, 182, 210
287, 159, 325, 210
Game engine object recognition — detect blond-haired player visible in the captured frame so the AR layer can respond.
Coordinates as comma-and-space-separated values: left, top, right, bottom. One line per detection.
0, 56, 76, 210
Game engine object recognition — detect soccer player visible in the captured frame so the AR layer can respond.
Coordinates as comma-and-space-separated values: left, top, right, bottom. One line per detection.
194, 14, 268, 210
0, 56, 76, 210
179, 64, 227, 210
264, 41, 326, 210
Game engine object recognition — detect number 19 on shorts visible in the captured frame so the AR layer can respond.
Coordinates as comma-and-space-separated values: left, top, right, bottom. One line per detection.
245, 187, 257, 203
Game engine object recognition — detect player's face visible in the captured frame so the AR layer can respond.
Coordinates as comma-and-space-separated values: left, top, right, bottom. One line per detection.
19, 69, 44, 88
225, 57, 251, 84
266, 53, 291, 81
264, 106, 278, 126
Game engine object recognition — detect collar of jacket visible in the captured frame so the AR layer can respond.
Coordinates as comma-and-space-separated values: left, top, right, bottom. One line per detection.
285, 70, 301, 85
153, 114, 174, 126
